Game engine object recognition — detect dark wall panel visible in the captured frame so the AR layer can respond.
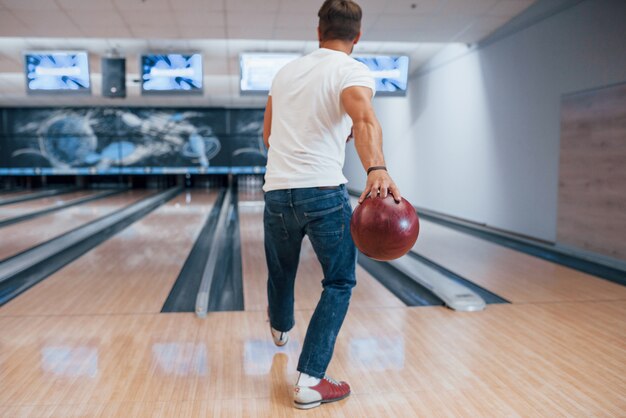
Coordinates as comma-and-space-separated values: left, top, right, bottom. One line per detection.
229, 109, 266, 168
0, 107, 266, 175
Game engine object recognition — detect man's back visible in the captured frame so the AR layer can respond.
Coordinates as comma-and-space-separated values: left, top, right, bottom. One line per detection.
264, 48, 373, 191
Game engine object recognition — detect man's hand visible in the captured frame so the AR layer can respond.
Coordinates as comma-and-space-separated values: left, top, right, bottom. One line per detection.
359, 170, 402, 203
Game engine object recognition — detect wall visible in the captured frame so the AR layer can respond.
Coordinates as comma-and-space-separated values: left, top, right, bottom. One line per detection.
0, 107, 266, 176
343, 0, 626, 242
557, 82, 626, 261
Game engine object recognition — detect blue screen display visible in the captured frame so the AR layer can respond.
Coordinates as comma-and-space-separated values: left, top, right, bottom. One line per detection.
141, 54, 203, 94
354, 56, 409, 96
240, 53, 300, 94
25, 52, 90, 93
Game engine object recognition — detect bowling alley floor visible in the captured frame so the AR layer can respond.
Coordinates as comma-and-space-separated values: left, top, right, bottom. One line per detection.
1, 303, 624, 417
0, 190, 625, 417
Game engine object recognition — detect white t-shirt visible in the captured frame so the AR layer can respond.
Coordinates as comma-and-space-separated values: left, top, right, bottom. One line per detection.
263, 48, 375, 192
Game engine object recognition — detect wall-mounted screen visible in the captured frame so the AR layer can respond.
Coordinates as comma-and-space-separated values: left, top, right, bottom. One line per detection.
24, 51, 91, 94
354, 56, 409, 96
141, 54, 203, 95
240, 53, 301, 95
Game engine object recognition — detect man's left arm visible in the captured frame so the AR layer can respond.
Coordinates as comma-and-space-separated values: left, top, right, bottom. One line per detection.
263, 96, 272, 149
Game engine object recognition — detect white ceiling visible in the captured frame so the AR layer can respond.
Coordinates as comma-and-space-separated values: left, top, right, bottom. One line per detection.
0, 0, 536, 107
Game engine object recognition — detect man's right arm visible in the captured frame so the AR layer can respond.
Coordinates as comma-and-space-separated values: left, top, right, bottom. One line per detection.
341, 86, 401, 203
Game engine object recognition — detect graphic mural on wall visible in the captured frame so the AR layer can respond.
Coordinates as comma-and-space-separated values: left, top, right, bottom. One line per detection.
0, 107, 266, 175
229, 109, 267, 168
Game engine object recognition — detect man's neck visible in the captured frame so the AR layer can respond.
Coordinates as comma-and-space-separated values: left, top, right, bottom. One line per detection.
319, 39, 354, 55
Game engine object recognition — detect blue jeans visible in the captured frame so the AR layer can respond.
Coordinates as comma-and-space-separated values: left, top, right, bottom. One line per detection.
264, 185, 357, 378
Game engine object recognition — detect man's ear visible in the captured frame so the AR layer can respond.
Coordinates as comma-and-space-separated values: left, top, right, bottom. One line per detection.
353, 31, 362, 45
317, 26, 322, 42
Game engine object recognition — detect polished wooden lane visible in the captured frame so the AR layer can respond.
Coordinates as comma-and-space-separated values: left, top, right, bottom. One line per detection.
0, 189, 32, 198
1, 189, 623, 416
0, 301, 623, 416
0, 190, 216, 316
0, 190, 152, 261
238, 190, 404, 311
413, 219, 626, 303
0, 190, 100, 221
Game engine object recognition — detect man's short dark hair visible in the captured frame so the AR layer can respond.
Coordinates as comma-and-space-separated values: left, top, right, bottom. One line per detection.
318, 0, 362, 42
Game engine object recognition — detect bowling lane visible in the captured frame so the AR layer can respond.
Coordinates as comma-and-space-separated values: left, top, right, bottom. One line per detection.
0, 190, 217, 316
0, 189, 32, 198
413, 219, 626, 303
238, 191, 404, 311
0, 190, 152, 261
0, 190, 101, 221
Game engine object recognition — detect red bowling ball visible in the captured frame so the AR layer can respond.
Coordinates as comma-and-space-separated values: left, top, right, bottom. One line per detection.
350, 194, 420, 261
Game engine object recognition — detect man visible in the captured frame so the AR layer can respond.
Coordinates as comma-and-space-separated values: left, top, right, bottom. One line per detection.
262, 0, 401, 410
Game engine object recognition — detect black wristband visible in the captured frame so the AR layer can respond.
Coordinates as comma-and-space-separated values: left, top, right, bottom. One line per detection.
367, 166, 387, 175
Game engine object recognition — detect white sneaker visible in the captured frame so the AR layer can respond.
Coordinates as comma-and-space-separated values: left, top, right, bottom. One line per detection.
267, 306, 289, 347
271, 327, 289, 346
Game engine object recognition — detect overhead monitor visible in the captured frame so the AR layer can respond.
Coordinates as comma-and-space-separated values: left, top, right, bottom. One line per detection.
141, 53, 203, 95
239, 53, 301, 95
24, 51, 91, 94
354, 55, 409, 96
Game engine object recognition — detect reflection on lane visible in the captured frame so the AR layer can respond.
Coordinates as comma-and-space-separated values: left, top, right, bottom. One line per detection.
41, 346, 98, 378
243, 340, 301, 376
349, 337, 405, 371
152, 343, 208, 377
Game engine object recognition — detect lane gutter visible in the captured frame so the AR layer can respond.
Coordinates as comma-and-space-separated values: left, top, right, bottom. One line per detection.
0, 187, 80, 206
